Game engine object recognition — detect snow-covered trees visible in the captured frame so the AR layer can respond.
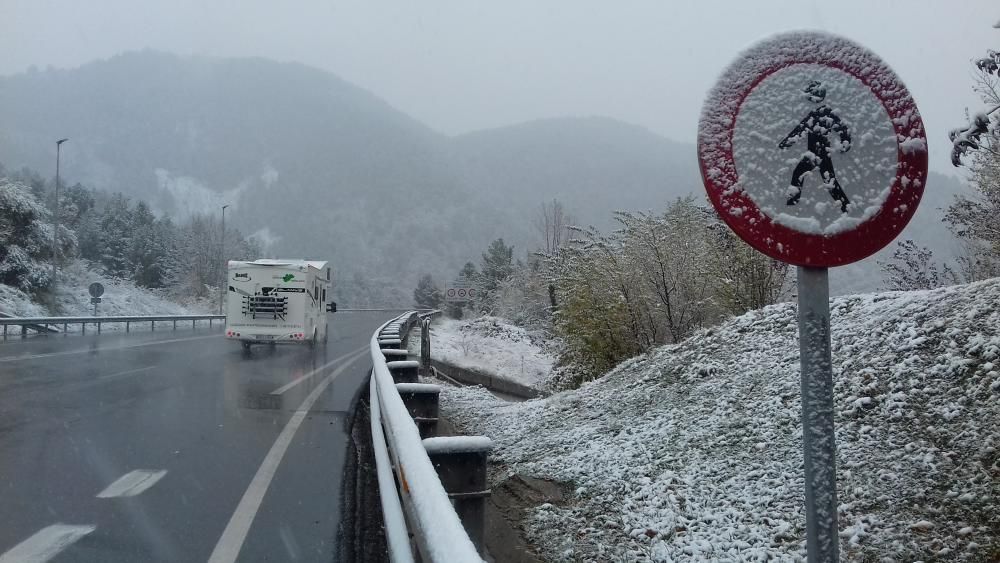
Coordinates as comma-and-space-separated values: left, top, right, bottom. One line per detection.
878, 240, 956, 291
948, 24, 1000, 279
1, 162, 259, 300
546, 197, 789, 384
413, 274, 443, 309
0, 178, 72, 292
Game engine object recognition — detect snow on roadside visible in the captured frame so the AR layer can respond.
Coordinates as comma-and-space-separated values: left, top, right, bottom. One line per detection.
441, 280, 1000, 561
429, 316, 555, 388
0, 260, 209, 332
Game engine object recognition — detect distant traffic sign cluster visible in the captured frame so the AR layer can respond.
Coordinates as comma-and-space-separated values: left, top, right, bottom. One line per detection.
444, 279, 477, 303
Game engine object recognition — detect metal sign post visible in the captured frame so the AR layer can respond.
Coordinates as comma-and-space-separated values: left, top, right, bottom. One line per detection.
697, 31, 928, 561
89, 283, 105, 318
796, 267, 837, 561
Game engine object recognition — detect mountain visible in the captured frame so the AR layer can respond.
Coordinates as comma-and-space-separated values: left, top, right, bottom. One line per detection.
0, 51, 970, 303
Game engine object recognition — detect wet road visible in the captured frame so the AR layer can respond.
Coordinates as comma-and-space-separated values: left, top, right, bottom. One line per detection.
0, 311, 394, 562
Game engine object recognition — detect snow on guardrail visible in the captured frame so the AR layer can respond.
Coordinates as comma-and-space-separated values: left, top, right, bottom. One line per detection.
370, 312, 482, 563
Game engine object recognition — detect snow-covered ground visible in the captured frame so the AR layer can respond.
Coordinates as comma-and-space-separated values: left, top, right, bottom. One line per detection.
0, 260, 210, 332
427, 316, 555, 388
441, 280, 1000, 561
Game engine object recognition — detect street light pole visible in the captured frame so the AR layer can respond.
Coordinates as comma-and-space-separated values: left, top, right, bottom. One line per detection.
51, 138, 69, 288
220, 204, 229, 315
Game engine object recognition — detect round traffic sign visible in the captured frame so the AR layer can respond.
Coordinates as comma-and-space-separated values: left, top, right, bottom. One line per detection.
88, 282, 105, 298
447, 289, 457, 298
468, 288, 477, 298
698, 31, 928, 267
457, 288, 468, 298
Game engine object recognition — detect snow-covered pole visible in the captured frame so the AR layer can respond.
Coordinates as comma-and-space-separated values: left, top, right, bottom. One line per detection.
796, 267, 839, 562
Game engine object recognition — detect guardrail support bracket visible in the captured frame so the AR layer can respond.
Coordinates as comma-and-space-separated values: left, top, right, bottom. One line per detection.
423, 436, 493, 555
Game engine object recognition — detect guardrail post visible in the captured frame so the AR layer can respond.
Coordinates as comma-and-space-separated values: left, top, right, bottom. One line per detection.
386, 360, 419, 384
423, 437, 493, 555
3, 325, 7, 340
63, 322, 67, 334
395, 383, 440, 438
151, 320, 155, 331
192, 319, 196, 330
126, 321, 130, 333
173, 319, 177, 330
378, 337, 402, 350
420, 319, 431, 377
21, 325, 27, 339
97, 321, 101, 334
381, 348, 408, 364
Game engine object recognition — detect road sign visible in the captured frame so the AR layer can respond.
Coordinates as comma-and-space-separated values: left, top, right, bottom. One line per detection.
90, 297, 102, 304
698, 32, 928, 563
697, 31, 928, 268
444, 278, 477, 303
88, 282, 105, 298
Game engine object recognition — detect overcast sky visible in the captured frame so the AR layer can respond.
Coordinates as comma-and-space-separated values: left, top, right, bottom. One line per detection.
3, 0, 997, 173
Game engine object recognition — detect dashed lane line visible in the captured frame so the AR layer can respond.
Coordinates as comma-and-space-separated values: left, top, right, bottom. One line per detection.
96, 469, 168, 498
207, 353, 368, 563
268, 347, 367, 395
0, 524, 95, 563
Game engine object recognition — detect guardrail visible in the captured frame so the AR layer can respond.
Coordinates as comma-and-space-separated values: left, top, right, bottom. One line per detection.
369, 311, 490, 562
0, 314, 225, 339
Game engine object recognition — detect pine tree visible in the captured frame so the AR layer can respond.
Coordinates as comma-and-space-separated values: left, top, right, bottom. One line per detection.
0, 178, 56, 292
413, 274, 443, 309
98, 194, 133, 278
480, 238, 514, 295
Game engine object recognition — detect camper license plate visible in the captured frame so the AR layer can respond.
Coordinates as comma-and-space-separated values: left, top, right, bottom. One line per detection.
258, 335, 274, 340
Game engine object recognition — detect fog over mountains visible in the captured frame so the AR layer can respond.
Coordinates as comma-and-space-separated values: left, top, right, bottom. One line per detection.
0, 51, 969, 302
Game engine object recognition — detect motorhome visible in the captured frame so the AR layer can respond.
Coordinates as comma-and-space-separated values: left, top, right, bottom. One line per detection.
224, 259, 336, 350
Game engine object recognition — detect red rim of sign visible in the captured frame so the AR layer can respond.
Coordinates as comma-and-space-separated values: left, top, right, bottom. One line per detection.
697, 32, 928, 268
447, 289, 456, 297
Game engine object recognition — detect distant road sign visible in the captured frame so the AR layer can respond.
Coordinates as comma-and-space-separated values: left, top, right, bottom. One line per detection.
444, 278, 477, 303
697, 31, 928, 267
88, 282, 105, 298
90, 297, 102, 304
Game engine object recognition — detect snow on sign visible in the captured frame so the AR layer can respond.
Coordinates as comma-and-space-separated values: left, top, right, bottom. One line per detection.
697, 31, 928, 267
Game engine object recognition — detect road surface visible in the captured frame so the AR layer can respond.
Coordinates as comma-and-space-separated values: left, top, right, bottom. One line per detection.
0, 311, 394, 562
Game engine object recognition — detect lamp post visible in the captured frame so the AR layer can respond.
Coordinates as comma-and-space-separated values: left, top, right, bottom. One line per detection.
220, 204, 229, 314
51, 138, 69, 287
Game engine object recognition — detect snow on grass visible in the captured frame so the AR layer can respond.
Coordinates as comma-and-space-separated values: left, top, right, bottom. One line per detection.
441, 280, 1000, 561
0, 260, 210, 332
428, 316, 555, 388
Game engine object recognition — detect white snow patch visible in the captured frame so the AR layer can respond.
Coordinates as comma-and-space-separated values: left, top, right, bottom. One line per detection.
427, 316, 555, 388
441, 280, 1000, 561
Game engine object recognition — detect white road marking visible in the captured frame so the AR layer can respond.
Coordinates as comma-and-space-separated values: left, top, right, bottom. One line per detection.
0, 524, 95, 563
0, 334, 220, 363
268, 347, 367, 395
96, 469, 168, 498
207, 354, 367, 563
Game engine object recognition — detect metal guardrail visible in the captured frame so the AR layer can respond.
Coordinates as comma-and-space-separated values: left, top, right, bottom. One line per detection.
369, 311, 484, 563
0, 314, 225, 338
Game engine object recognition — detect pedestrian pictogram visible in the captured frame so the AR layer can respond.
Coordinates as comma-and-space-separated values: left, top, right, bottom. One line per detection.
778, 80, 852, 212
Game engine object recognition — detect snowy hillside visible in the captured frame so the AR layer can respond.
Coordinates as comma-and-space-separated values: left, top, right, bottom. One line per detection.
426, 317, 555, 388
441, 280, 1000, 561
0, 260, 206, 326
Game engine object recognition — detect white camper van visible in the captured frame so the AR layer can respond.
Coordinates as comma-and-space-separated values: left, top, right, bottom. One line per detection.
224, 259, 336, 350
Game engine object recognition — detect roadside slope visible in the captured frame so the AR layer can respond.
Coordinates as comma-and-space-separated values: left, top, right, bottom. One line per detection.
441, 280, 1000, 561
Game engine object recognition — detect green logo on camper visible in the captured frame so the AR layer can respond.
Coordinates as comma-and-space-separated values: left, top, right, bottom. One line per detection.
282, 274, 295, 282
